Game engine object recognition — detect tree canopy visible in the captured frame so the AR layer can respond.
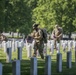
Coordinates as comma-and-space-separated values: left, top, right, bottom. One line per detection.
32, 0, 76, 37
0, 0, 76, 37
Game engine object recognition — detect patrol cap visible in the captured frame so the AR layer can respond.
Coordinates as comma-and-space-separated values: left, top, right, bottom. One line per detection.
33, 23, 39, 27
55, 24, 59, 28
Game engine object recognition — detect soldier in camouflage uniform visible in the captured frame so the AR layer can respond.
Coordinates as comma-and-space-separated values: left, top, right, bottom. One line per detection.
52, 25, 63, 49
0, 30, 8, 43
31, 23, 44, 59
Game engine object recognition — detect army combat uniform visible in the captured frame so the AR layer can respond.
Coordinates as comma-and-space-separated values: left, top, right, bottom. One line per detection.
32, 28, 44, 59
0, 33, 8, 43
52, 26, 63, 49
53, 27, 63, 43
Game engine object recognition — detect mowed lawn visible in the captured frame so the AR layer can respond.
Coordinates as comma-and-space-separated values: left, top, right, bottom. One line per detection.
0, 46, 76, 75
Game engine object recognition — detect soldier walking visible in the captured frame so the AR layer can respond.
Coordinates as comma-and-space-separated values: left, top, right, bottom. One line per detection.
0, 30, 8, 43
31, 23, 44, 59
52, 24, 63, 50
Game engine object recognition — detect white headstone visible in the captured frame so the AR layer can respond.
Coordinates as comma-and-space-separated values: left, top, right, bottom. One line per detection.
45, 55, 51, 75
0, 63, 2, 75
12, 39, 15, 52
62, 42, 66, 52
27, 44, 32, 58
57, 53, 62, 72
18, 47, 22, 60
6, 47, 12, 63
47, 40, 51, 49
30, 57, 37, 75
18, 41, 22, 47
12, 60, 21, 75
56, 43, 60, 53
50, 43, 54, 54
44, 44, 47, 56
21, 40, 24, 48
4, 41, 7, 53
68, 41, 72, 51
67, 51, 72, 68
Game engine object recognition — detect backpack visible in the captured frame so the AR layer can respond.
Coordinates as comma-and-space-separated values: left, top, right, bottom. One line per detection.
41, 28, 47, 43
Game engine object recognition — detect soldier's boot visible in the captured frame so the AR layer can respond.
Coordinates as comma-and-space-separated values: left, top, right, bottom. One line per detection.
40, 53, 44, 59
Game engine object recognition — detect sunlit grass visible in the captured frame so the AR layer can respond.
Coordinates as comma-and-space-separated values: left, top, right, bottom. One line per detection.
0, 46, 76, 75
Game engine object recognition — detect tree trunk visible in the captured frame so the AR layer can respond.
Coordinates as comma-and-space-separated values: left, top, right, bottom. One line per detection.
68, 32, 71, 39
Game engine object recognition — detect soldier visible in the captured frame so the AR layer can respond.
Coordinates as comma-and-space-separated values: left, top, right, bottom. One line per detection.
52, 24, 63, 49
31, 23, 44, 59
0, 30, 8, 42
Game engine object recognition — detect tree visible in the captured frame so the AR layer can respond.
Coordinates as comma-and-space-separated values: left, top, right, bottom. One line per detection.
0, 0, 5, 31
54, 0, 76, 38
0, 0, 76, 38
32, 0, 76, 38
0, 0, 37, 35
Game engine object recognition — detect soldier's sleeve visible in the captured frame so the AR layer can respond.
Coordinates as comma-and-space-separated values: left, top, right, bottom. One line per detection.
58, 27, 63, 37
52, 29, 55, 35
35, 29, 43, 40
31, 31, 35, 38
51, 29, 55, 38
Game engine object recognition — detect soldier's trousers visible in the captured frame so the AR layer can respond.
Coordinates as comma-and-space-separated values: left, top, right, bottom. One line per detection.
33, 42, 44, 59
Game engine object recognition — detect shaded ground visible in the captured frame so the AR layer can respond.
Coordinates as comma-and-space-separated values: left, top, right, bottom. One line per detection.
0, 47, 76, 75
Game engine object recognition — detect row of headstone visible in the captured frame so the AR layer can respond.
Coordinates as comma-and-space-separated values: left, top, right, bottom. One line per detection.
0, 39, 76, 60
2, 39, 76, 51
31, 52, 72, 75
61, 40, 76, 51
57, 51, 72, 70
6, 47, 22, 63
0, 40, 24, 52
0, 40, 76, 51
0, 50, 73, 75
0, 60, 21, 75
5, 41, 76, 69
25, 39, 76, 58
2, 39, 76, 63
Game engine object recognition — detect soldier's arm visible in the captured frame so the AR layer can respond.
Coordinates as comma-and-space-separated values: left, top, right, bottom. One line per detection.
57, 28, 63, 38
31, 32, 35, 38
51, 29, 56, 39
34, 30, 43, 40
57, 33, 62, 38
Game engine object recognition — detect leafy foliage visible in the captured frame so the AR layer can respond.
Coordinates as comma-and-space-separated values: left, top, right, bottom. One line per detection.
0, 0, 76, 37
32, 0, 76, 35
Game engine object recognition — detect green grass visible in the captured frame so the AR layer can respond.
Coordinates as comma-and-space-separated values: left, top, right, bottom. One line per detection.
0, 46, 76, 75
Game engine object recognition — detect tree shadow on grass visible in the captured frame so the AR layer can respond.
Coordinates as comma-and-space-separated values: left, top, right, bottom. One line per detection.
51, 60, 76, 75
0, 58, 76, 75
0, 59, 6, 63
